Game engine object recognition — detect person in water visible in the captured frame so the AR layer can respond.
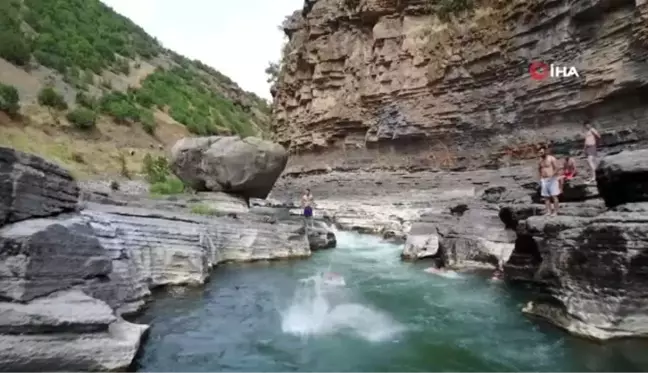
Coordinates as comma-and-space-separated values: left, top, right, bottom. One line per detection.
301, 188, 314, 227
583, 121, 601, 183
538, 146, 561, 216
559, 156, 577, 192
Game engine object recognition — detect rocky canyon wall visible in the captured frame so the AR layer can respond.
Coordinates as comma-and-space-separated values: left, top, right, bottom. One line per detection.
272, 0, 648, 173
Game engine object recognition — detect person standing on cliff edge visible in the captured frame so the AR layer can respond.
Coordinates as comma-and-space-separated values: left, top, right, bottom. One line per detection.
583, 121, 601, 183
301, 188, 314, 228
538, 146, 561, 216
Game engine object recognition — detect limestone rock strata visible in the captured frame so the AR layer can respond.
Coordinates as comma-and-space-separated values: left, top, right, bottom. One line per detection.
0, 146, 315, 371
0, 146, 79, 225
505, 203, 648, 340
0, 215, 148, 371
273, 0, 648, 171
501, 149, 648, 340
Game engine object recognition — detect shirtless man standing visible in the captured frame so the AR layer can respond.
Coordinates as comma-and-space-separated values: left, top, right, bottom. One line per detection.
301, 188, 314, 228
538, 146, 561, 216
583, 121, 601, 183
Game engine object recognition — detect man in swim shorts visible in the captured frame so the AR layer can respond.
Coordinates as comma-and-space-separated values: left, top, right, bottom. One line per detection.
538, 146, 561, 216
301, 188, 314, 228
583, 121, 600, 183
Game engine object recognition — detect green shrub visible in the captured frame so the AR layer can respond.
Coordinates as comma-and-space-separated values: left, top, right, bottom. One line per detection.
66, 107, 97, 130
0, 30, 31, 66
142, 154, 171, 183
0, 83, 20, 116
75, 91, 98, 109
99, 91, 140, 124
139, 109, 156, 134
110, 180, 120, 191
189, 203, 218, 216
37, 87, 68, 110
116, 58, 130, 75
150, 176, 184, 195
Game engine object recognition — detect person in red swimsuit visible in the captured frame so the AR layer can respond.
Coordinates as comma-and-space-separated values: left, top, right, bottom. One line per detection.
560, 157, 577, 192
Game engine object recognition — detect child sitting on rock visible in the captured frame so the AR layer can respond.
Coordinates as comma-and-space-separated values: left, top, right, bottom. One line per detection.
559, 157, 577, 192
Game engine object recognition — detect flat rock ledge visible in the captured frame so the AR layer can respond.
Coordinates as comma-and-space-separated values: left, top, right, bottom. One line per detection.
0, 146, 333, 371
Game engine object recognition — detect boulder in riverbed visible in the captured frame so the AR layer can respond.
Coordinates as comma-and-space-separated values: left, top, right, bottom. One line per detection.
401, 222, 439, 260
170, 136, 288, 199
437, 206, 516, 269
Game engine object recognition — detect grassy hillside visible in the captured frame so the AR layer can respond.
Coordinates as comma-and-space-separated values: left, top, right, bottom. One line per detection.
0, 0, 271, 178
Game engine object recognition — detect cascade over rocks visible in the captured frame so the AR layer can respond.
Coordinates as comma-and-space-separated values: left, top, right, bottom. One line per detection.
170, 136, 288, 199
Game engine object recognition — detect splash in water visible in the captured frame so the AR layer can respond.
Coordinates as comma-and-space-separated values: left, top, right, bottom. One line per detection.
424, 267, 463, 279
280, 273, 405, 342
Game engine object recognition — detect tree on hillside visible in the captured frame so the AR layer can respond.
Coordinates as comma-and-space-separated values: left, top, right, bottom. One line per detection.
0, 83, 20, 117
0, 31, 31, 66
38, 86, 67, 124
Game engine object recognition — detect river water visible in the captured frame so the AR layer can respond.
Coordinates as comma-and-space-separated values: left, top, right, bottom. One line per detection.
134, 231, 648, 372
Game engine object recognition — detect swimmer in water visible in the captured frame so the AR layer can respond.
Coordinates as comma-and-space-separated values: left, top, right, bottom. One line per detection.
490, 269, 503, 281
322, 271, 345, 286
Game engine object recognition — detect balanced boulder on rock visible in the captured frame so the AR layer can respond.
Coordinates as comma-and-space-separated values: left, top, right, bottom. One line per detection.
170, 136, 288, 199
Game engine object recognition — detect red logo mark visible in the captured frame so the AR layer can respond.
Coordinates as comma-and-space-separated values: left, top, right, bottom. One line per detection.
529, 61, 550, 80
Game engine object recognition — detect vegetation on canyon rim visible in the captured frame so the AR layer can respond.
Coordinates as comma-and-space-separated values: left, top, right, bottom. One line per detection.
0, 0, 269, 138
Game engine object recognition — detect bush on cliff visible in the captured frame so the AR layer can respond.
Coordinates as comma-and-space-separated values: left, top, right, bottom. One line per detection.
75, 91, 99, 110
149, 176, 184, 195
142, 153, 185, 195
0, 30, 31, 66
0, 83, 20, 117
38, 87, 68, 110
66, 107, 97, 130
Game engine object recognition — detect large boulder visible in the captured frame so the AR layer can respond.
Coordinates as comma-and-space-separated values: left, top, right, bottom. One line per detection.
0, 147, 79, 227
170, 136, 288, 199
596, 149, 648, 207
437, 206, 516, 269
401, 222, 439, 260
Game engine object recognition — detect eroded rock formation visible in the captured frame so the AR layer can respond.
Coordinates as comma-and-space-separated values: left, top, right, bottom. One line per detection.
502, 149, 648, 340
272, 0, 648, 172
0, 146, 323, 371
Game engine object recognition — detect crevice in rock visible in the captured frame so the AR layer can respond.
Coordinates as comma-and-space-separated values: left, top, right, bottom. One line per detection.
498, 206, 516, 230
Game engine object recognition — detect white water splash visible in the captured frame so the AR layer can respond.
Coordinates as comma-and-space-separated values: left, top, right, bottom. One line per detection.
280, 273, 405, 342
424, 267, 464, 279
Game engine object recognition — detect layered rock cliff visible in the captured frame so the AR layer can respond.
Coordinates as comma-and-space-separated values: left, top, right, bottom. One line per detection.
0, 146, 327, 371
501, 149, 648, 340
272, 0, 648, 172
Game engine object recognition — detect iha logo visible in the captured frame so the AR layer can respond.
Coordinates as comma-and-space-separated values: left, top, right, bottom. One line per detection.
529, 61, 580, 80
